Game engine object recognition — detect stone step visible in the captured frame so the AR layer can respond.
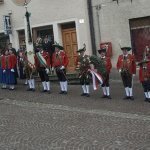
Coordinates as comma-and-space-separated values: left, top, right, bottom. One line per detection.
34, 68, 139, 84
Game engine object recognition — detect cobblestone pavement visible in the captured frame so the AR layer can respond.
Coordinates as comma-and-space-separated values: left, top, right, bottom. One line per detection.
0, 99, 150, 150
0, 80, 150, 150
0, 80, 149, 115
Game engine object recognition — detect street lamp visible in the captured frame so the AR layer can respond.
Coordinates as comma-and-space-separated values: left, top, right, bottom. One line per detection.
93, 4, 106, 46
24, 2, 32, 43
12, 0, 32, 43
12, 0, 34, 64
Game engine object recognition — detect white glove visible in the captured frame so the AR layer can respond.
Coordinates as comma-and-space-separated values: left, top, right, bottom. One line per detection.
132, 74, 135, 77
51, 67, 54, 71
11, 69, 15, 72
45, 68, 49, 74
3, 70, 6, 73
60, 66, 65, 70
119, 69, 122, 73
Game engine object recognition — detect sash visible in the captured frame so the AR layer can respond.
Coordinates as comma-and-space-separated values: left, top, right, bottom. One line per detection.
88, 69, 103, 90
24, 56, 35, 69
36, 52, 47, 67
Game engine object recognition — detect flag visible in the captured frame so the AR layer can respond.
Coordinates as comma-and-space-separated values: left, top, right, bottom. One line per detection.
88, 69, 103, 90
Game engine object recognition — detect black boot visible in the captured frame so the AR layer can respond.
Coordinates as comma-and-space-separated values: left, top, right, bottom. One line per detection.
107, 95, 112, 99
101, 95, 107, 98
130, 96, 134, 100
123, 96, 129, 100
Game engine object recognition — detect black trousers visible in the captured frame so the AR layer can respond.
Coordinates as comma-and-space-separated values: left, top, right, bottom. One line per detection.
56, 68, 67, 82
19, 66, 26, 79
80, 73, 90, 85
121, 72, 132, 88
102, 73, 110, 87
38, 67, 49, 82
142, 80, 150, 92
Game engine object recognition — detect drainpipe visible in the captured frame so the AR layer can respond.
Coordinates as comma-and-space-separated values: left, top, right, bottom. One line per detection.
87, 0, 97, 55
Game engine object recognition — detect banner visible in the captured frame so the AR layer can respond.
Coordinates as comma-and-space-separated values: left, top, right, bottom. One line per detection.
3, 15, 12, 35
88, 69, 103, 90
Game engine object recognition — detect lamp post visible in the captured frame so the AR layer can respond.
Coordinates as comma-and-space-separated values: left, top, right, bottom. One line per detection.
12, 0, 34, 64
95, 4, 101, 44
24, 1, 32, 43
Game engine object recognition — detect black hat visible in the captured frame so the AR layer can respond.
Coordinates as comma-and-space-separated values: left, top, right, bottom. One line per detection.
98, 48, 106, 53
53, 42, 64, 50
121, 47, 131, 51
138, 59, 150, 66
77, 44, 86, 53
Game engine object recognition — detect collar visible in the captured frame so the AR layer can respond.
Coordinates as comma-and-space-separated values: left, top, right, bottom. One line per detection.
123, 54, 128, 57
101, 56, 106, 59
56, 51, 60, 55
82, 54, 86, 57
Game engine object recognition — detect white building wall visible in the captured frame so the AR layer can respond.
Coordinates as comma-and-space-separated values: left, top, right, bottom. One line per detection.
92, 0, 150, 66
0, 0, 92, 54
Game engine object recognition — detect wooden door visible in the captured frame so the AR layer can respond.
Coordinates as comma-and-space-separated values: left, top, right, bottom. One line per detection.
131, 27, 150, 61
62, 28, 78, 72
130, 17, 150, 61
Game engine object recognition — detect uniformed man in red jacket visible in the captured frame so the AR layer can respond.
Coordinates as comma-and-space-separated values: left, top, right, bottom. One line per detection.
76, 45, 91, 97
117, 47, 136, 100
35, 47, 51, 93
98, 48, 112, 99
138, 59, 150, 102
52, 43, 69, 94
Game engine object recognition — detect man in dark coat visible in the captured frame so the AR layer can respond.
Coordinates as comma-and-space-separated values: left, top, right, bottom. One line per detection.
42, 35, 54, 68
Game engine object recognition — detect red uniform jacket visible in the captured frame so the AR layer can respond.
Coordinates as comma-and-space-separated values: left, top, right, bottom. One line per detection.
52, 51, 69, 68
139, 62, 150, 82
101, 57, 112, 73
11, 54, 17, 67
116, 54, 136, 74
0, 55, 2, 67
2, 54, 17, 69
35, 51, 51, 68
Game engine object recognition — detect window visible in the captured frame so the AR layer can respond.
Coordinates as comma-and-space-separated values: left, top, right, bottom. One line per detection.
0, 0, 4, 3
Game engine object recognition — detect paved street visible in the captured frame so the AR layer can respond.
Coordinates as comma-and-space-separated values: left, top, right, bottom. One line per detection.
0, 80, 150, 150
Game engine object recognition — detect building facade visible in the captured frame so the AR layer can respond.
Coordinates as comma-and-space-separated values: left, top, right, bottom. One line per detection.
0, 0, 92, 72
0, 0, 150, 70
92, 0, 150, 65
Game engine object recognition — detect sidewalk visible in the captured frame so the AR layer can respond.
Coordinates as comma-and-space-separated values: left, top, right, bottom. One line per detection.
0, 79, 148, 116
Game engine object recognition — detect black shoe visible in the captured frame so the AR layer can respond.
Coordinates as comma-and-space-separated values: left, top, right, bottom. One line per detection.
59, 91, 64, 94
42, 90, 47, 92
47, 90, 51, 94
86, 93, 90, 97
107, 95, 112, 99
130, 96, 134, 100
101, 95, 107, 98
63, 91, 67, 94
81, 93, 86, 96
123, 96, 129, 100
144, 98, 149, 102
9, 88, 15, 91
32, 88, 35, 92
27, 88, 32, 91
1, 87, 7, 89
